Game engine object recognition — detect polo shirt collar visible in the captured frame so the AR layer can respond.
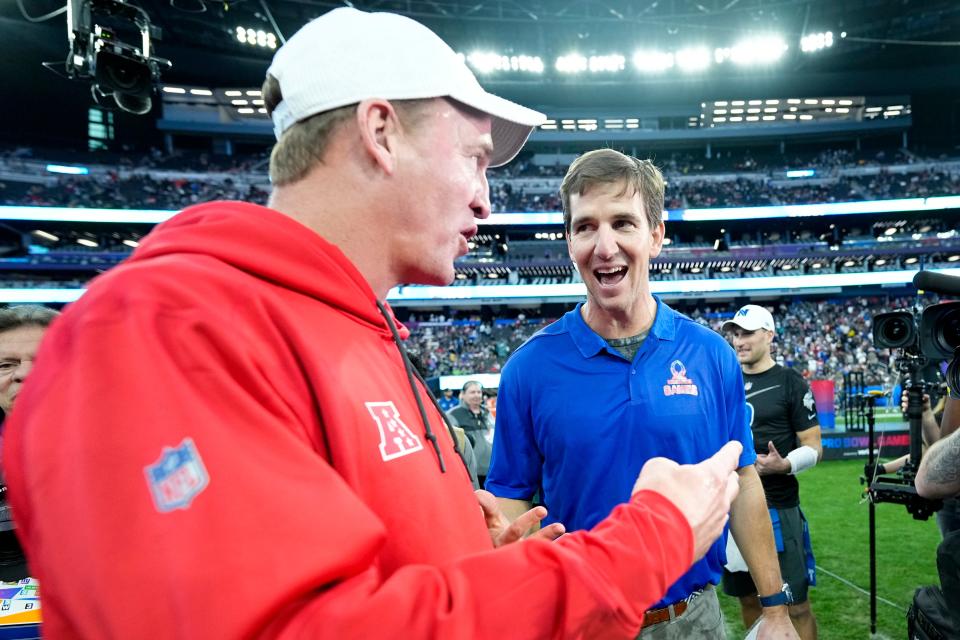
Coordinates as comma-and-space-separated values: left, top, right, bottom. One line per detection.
566, 296, 677, 359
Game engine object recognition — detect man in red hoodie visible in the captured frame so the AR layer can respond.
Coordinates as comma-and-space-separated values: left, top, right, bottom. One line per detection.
4, 8, 746, 639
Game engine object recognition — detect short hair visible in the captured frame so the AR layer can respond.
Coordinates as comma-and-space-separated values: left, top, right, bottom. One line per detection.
262, 74, 434, 187
462, 380, 482, 393
559, 149, 665, 233
0, 305, 59, 334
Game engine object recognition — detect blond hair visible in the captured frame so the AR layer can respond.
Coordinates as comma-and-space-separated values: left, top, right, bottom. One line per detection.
262, 75, 433, 186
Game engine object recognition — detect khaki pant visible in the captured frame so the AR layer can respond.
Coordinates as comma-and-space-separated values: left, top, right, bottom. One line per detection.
638, 586, 725, 639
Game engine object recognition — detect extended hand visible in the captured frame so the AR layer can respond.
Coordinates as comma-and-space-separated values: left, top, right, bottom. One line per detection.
756, 610, 801, 640
475, 490, 565, 547
632, 441, 742, 562
755, 441, 790, 476
900, 390, 931, 413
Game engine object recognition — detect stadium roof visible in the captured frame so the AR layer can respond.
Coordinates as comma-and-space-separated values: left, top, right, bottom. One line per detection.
3, 0, 959, 147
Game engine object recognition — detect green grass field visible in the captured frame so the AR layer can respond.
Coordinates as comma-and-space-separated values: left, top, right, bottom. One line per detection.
718, 459, 942, 639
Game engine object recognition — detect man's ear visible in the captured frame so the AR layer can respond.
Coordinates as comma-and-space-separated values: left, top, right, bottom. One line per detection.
649, 220, 666, 258
356, 98, 402, 176
566, 230, 578, 271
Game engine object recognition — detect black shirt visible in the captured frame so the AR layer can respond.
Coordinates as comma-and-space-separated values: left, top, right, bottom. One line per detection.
743, 364, 819, 508
448, 405, 490, 435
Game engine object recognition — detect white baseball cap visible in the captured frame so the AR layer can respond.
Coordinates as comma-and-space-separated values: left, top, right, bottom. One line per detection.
722, 305, 776, 332
266, 8, 546, 167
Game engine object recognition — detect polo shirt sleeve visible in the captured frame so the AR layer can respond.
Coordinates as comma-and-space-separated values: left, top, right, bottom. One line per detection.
485, 353, 541, 500
723, 348, 757, 468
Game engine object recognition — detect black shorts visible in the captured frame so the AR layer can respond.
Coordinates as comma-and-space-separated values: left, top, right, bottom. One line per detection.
721, 506, 813, 604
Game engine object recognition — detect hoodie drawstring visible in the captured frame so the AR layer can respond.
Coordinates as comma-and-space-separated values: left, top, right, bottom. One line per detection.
377, 300, 471, 476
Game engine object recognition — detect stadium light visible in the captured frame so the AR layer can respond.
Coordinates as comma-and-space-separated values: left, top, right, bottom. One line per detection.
633, 50, 674, 73
715, 36, 787, 65
556, 54, 588, 73
235, 27, 277, 50
32, 230, 59, 242
800, 31, 833, 53
676, 47, 710, 72
46, 164, 89, 175
467, 51, 544, 74
588, 55, 625, 73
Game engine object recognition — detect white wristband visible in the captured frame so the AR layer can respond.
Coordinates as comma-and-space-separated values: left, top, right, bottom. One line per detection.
787, 445, 819, 475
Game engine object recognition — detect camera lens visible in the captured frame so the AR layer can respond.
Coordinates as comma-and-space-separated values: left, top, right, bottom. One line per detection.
936, 308, 960, 352
881, 318, 909, 344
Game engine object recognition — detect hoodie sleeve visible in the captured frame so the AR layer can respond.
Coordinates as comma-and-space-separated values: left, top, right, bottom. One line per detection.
4, 302, 693, 640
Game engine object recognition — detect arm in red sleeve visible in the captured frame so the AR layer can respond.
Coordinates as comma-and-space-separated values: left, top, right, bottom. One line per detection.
260, 491, 692, 640
6, 304, 691, 640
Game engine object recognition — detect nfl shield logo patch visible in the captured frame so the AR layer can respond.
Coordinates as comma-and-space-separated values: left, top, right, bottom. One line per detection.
144, 438, 210, 513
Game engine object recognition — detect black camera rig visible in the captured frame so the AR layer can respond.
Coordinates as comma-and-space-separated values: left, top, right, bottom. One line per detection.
859, 269, 960, 634
65, 0, 171, 115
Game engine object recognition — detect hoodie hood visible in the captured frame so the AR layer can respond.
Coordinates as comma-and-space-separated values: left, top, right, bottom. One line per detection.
130, 201, 407, 337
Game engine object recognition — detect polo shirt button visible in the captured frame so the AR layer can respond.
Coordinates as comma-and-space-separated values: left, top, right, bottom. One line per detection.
631, 369, 636, 374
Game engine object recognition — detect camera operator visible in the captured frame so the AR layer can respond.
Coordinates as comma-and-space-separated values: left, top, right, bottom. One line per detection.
881, 391, 960, 536
915, 387, 960, 500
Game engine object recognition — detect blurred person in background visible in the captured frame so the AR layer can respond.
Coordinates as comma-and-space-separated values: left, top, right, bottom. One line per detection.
448, 380, 493, 484
722, 305, 822, 640
438, 388, 458, 412
0, 305, 59, 582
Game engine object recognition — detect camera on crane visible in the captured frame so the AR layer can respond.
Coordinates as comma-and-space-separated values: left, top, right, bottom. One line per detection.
65, 0, 171, 115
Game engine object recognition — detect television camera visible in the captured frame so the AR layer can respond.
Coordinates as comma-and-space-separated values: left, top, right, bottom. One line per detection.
64, 0, 171, 114
866, 270, 960, 518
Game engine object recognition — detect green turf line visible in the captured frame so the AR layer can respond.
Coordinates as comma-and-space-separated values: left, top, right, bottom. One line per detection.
816, 565, 906, 611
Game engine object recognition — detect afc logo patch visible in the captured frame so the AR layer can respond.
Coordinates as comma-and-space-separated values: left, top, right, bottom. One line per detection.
365, 401, 424, 462
144, 437, 209, 513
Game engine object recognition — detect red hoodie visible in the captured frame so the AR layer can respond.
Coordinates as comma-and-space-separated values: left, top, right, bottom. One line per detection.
3, 202, 692, 639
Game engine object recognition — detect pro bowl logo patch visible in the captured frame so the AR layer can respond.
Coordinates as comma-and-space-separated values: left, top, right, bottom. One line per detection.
144, 438, 210, 513
663, 360, 699, 396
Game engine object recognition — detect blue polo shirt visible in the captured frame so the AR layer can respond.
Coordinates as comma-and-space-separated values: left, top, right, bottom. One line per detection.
486, 298, 755, 608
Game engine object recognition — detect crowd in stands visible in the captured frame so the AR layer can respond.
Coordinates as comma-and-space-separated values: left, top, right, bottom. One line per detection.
490, 168, 960, 211
3, 146, 959, 212
483, 147, 923, 178
2, 146, 269, 174
6, 175, 269, 211
403, 296, 924, 398
7, 166, 959, 212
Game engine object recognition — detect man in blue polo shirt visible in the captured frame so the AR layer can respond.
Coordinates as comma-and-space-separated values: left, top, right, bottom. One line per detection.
487, 149, 798, 639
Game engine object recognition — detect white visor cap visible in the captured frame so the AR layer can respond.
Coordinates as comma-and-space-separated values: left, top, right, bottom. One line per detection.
722, 304, 776, 333
266, 8, 546, 167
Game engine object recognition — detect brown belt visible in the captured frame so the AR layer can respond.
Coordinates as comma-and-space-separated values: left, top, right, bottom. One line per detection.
640, 600, 688, 629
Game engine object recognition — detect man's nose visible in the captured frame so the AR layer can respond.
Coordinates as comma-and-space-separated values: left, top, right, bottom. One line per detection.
593, 225, 617, 258
472, 172, 491, 220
